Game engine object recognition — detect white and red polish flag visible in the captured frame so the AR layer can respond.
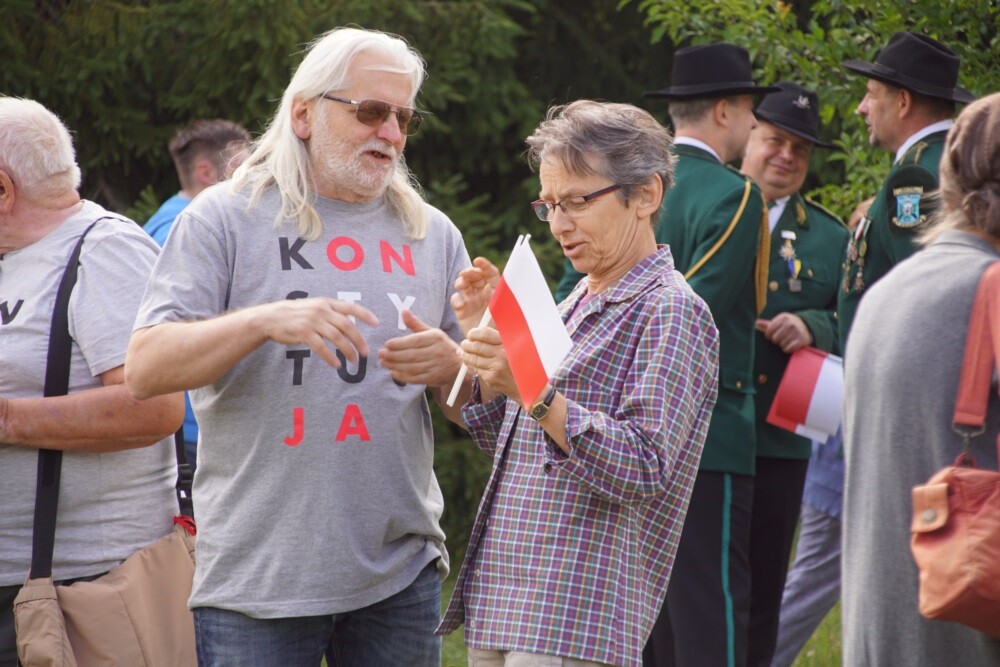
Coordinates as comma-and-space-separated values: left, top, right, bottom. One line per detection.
489, 235, 573, 405
766, 346, 844, 441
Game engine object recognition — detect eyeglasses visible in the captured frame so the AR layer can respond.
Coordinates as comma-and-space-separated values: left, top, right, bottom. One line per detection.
320, 94, 423, 136
530, 184, 622, 221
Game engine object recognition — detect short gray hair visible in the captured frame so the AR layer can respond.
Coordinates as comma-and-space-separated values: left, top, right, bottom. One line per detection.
0, 97, 81, 199
525, 100, 676, 225
232, 27, 429, 241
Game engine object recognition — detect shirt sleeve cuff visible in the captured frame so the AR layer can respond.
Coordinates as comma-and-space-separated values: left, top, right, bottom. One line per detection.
542, 397, 591, 467
461, 376, 508, 429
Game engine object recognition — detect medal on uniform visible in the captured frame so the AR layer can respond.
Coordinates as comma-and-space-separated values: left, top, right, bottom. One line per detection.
779, 232, 801, 292
844, 215, 871, 293
846, 217, 867, 265
788, 259, 802, 292
854, 215, 871, 243
779, 240, 796, 262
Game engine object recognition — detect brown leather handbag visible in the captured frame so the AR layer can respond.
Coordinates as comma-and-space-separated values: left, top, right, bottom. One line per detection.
910, 262, 1000, 637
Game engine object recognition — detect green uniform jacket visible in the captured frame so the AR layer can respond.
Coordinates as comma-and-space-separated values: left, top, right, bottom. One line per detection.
838, 130, 946, 350
656, 144, 766, 475
754, 193, 849, 460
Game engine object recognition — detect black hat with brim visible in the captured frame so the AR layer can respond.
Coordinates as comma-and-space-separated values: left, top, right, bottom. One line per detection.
753, 81, 840, 150
644, 43, 780, 99
842, 31, 975, 104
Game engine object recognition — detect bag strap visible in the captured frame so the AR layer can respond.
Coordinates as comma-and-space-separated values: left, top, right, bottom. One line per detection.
952, 262, 1000, 436
30, 220, 100, 578
174, 426, 194, 520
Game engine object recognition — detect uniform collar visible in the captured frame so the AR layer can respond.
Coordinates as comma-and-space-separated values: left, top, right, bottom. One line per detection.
772, 192, 810, 235
895, 119, 952, 163
674, 136, 723, 163
767, 195, 791, 232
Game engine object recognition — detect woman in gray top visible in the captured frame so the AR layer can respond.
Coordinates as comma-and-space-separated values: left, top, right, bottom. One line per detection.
842, 92, 1000, 665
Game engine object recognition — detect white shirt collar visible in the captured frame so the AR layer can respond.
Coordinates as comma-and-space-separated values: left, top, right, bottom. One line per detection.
674, 136, 723, 163
767, 195, 791, 233
895, 120, 953, 163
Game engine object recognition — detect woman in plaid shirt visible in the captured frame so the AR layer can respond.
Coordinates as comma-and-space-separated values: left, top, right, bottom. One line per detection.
438, 100, 721, 667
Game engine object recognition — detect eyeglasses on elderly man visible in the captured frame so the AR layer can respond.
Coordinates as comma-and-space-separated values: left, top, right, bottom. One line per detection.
320, 94, 423, 136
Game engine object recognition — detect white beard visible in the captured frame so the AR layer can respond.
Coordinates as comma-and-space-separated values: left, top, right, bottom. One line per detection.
311, 130, 399, 202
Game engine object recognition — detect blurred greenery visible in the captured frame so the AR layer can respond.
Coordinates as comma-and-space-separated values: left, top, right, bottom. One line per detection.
627, 0, 1000, 216
2, 1, 995, 263
430, 404, 492, 568
0, 0, 672, 279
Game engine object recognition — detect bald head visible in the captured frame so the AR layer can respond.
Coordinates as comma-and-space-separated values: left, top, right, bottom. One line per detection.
0, 97, 81, 201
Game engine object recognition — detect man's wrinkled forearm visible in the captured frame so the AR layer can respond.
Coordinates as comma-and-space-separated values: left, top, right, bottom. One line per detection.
0, 385, 183, 452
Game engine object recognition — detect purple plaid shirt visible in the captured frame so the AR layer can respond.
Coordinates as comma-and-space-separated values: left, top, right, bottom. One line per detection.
438, 246, 719, 666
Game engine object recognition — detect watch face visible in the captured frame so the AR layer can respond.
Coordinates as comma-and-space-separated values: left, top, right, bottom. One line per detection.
530, 403, 549, 420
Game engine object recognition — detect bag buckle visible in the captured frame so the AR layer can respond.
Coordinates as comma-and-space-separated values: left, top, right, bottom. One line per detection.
952, 424, 984, 465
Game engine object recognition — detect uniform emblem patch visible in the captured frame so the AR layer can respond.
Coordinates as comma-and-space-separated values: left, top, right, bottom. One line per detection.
892, 186, 924, 227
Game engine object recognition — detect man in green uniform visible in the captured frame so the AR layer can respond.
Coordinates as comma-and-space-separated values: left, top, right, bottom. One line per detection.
641, 43, 776, 667
739, 82, 849, 667
839, 31, 975, 349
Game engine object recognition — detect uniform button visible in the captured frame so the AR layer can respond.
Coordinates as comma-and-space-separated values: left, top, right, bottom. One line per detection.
475, 569, 482, 578
768, 280, 779, 292
757, 374, 768, 384
469, 619, 477, 629
543, 462, 553, 473
735, 381, 743, 389
806, 268, 814, 277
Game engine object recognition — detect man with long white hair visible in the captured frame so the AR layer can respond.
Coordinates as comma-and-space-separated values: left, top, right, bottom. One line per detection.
126, 27, 471, 665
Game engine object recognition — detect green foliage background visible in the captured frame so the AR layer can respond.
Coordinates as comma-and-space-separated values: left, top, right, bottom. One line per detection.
2, 0, 997, 569
629, 0, 1000, 214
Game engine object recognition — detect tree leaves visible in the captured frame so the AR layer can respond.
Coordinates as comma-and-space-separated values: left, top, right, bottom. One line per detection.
626, 0, 1000, 217
5, 0, 993, 267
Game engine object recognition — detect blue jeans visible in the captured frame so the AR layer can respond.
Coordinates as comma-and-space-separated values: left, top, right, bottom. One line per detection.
770, 505, 841, 667
194, 561, 441, 666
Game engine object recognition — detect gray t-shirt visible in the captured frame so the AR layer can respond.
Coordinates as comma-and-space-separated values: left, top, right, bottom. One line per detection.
134, 182, 470, 617
0, 202, 176, 586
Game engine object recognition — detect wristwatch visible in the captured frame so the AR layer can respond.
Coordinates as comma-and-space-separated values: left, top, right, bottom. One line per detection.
529, 385, 558, 421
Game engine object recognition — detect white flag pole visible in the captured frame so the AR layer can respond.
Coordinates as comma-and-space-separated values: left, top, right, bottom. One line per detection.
446, 308, 492, 407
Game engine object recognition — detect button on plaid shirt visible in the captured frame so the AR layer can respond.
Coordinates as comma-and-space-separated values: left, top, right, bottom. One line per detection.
438, 247, 719, 666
